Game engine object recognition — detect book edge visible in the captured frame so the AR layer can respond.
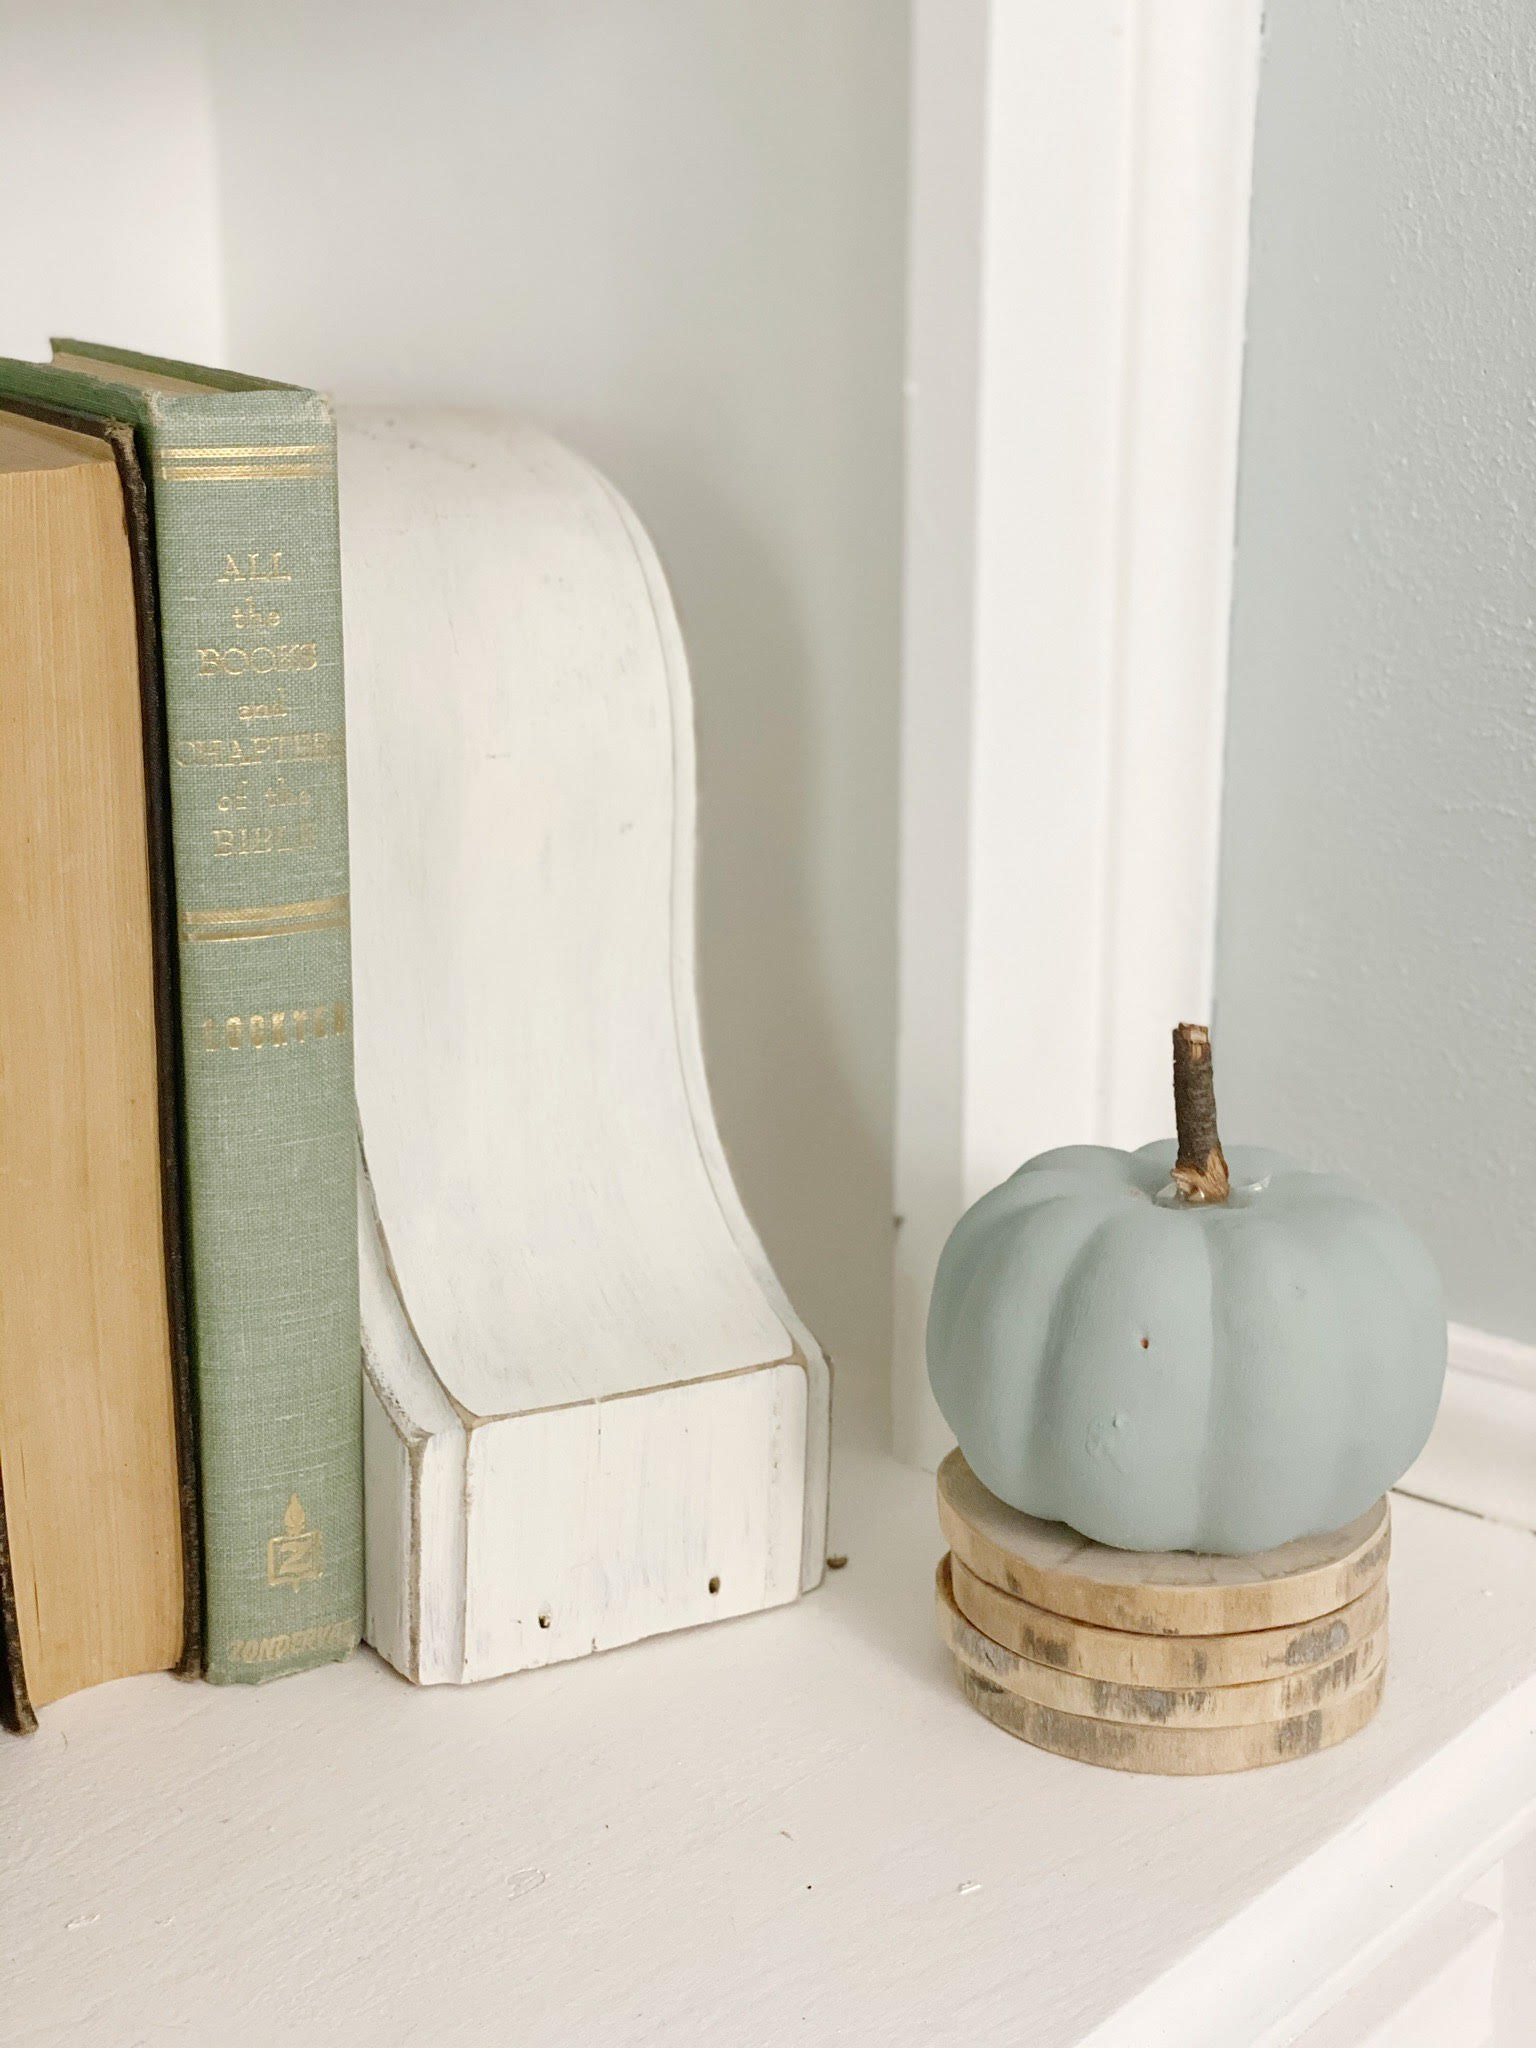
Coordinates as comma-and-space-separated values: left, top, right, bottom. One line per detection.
0, 1474, 37, 1733
48, 337, 295, 393
0, 397, 205, 1704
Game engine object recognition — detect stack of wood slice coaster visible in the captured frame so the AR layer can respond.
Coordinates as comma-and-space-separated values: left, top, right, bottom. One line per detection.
936, 1450, 1391, 1774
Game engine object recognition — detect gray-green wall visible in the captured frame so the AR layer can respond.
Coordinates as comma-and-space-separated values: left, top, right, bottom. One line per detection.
1215, 0, 1536, 1341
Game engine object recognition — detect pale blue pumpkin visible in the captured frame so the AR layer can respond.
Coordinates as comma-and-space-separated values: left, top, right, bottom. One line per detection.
927, 1140, 1446, 1554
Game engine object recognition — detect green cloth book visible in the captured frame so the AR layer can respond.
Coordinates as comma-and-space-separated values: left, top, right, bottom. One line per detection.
0, 341, 362, 1683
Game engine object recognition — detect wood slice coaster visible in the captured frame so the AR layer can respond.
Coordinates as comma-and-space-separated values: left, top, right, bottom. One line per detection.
937, 1450, 1390, 1635
937, 1558, 1387, 1731
952, 1651, 1387, 1775
948, 1551, 1390, 1689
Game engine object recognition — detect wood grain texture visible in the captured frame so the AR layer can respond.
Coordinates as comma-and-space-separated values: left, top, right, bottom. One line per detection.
939, 1450, 1389, 1634
0, 415, 183, 1707
949, 1549, 1390, 1687
340, 411, 830, 1681
953, 1653, 1387, 1774
937, 1556, 1386, 1729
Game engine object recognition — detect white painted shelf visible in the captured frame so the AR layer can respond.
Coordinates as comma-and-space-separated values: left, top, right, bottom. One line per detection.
8, 1438, 1536, 2047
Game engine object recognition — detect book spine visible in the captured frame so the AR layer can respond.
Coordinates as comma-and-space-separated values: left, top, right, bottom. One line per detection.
145, 390, 361, 1682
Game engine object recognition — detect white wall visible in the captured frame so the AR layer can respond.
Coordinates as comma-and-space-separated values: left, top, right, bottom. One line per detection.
0, 0, 908, 1428
0, 0, 222, 364
198, 1, 910, 1425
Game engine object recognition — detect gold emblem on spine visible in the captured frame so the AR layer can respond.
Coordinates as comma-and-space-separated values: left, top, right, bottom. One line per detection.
267, 1494, 325, 1587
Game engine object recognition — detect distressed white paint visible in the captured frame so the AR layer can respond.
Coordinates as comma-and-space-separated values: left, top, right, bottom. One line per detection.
462, 1366, 805, 1680
6, 1451, 1536, 2044
358, 1159, 467, 1685
894, 0, 1263, 1465
1398, 1324, 1536, 1536
340, 411, 829, 1682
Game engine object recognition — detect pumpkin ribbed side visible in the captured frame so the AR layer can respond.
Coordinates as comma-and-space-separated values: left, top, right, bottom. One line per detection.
927, 1141, 1446, 1553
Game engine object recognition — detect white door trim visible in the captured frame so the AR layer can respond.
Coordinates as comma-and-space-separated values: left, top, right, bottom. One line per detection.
894, 0, 1265, 1465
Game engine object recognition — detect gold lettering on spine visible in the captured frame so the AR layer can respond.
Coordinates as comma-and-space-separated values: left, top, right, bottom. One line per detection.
175, 732, 345, 767
239, 688, 291, 726
209, 821, 318, 857
227, 1621, 358, 1664
165, 429, 356, 1671
198, 1003, 345, 1051
195, 643, 318, 676
215, 550, 297, 582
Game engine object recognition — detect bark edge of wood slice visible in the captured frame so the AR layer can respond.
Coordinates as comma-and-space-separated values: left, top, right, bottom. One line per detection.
937, 1450, 1390, 1635
937, 1557, 1387, 1730
952, 1653, 1386, 1774
948, 1551, 1390, 1688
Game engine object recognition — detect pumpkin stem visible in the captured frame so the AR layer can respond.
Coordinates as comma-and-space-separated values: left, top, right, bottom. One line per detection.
1171, 1023, 1230, 1204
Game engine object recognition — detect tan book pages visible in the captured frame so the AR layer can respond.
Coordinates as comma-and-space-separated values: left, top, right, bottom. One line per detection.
0, 413, 184, 1706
